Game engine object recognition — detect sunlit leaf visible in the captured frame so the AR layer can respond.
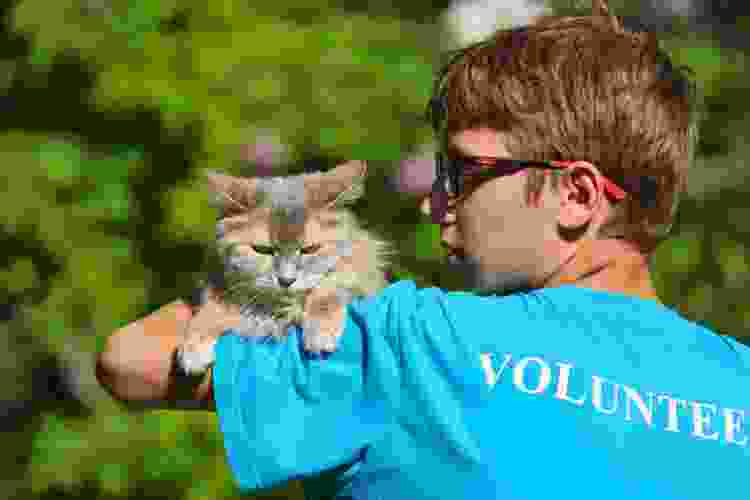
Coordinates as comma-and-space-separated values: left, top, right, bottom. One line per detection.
715, 236, 749, 288
653, 231, 702, 275
415, 222, 443, 258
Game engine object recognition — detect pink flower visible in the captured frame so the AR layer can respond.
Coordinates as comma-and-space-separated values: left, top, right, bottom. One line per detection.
396, 151, 436, 195
240, 132, 289, 176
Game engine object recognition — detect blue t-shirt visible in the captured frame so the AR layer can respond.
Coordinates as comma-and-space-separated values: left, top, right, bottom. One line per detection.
213, 280, 750, 500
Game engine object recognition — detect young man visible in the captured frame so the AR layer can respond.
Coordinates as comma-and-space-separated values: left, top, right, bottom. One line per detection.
96, 1, 750, 498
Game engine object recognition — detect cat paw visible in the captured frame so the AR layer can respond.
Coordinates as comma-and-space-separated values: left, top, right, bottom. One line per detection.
301, 317, 342, 353
176, 339, 217, 376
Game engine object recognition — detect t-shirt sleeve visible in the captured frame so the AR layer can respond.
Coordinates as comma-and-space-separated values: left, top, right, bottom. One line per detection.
212, 281, 415, 495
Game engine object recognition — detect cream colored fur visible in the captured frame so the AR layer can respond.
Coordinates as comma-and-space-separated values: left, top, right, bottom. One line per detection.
177, 161, 394, 375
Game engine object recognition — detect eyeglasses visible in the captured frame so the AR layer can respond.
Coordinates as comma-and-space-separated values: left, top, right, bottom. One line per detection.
429, 153, 656, 224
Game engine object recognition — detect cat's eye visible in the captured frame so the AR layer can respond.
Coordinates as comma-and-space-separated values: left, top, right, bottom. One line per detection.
300, 243, 321, 255
251, 244, 276, 255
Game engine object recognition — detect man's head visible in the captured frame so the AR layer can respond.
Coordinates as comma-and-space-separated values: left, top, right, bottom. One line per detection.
422, 0, 700, 294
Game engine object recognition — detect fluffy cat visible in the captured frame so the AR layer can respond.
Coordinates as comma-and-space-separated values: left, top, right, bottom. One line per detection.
176, 160, 394, 375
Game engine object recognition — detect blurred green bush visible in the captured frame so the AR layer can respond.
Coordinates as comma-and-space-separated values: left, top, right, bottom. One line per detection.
1, 0, 749, 499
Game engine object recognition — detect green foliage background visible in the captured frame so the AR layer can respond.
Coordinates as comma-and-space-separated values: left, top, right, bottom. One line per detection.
2, 0, 749, 499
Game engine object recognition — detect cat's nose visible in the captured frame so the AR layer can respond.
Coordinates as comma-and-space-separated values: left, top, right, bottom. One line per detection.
278, 276, 296, 288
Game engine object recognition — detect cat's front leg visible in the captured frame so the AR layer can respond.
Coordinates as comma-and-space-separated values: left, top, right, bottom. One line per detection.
177, 289, 244, 375
302, 287, 354, 353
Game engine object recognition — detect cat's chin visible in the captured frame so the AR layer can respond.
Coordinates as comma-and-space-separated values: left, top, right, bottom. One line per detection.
252, 275, 322, 292
288, 274, 326, 291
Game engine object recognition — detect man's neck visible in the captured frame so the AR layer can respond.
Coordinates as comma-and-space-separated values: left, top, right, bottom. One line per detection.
542, 237, 660, 302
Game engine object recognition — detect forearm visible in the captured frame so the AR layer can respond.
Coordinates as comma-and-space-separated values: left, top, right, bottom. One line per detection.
96, 300, 215, 411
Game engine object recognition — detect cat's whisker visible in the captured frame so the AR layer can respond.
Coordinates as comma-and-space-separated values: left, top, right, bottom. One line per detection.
291, 275, 323, 290
307, 256, 338, 275
228, 257, 258, 274
181, 163, 395, 367
254, 277, 276, 287
224, 280, 253, 295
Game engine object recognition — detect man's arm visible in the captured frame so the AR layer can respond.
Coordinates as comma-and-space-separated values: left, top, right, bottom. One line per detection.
95, 300, 215, 411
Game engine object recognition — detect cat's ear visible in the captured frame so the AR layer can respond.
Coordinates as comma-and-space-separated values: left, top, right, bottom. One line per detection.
205, 170, 264, 217
304, 160, 368, 210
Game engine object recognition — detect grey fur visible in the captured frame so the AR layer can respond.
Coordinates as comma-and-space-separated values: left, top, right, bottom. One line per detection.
335, 240, 354, 258
178, 165, 396, 374
227, 255, 257, 274
259, 176, 307, 228
216, 170, 393, 332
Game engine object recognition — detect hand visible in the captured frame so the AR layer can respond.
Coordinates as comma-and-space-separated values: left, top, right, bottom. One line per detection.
97, 300, 215, 410
301, 287, 351, 353
178, 289, 244, 375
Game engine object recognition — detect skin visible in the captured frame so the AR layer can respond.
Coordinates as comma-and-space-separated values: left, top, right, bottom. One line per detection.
96, 276, 341, 410
423, 127, 659, 301
96, 126, 660, 410
96, 299, 216, 410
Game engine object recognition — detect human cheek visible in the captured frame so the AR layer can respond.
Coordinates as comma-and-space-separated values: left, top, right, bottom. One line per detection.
456, 206, 483, 255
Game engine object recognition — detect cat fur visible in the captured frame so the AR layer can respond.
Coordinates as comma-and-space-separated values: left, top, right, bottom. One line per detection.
177, 160, 395, 375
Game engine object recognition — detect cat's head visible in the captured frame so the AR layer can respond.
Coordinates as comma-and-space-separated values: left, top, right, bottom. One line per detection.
205, 161, 390, 301
206, 160, 367, 220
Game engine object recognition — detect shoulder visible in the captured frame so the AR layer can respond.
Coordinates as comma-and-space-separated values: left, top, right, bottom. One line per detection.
346, 281, 537, 343
350, 280, 558, 315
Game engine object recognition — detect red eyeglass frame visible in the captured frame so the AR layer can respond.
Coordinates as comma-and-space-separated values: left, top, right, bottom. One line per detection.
430, 155, 628, 224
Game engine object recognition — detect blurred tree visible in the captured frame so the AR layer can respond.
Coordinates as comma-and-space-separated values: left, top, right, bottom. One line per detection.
1, 0, 448, 498
2, 0, 750, 499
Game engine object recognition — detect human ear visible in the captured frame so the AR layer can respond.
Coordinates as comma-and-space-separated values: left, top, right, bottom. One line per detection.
556, 163, 603, 232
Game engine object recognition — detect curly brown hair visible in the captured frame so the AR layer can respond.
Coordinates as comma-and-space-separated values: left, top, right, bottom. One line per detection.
426, 0, 701, 252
